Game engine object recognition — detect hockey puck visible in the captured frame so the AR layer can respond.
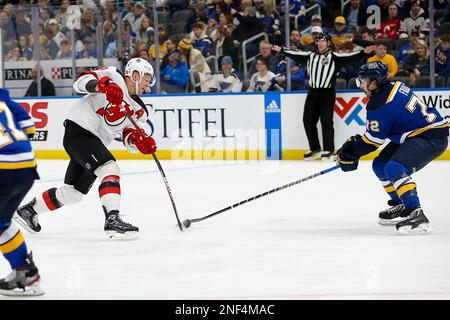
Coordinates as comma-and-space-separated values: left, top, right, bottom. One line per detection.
182, 219, 192, 229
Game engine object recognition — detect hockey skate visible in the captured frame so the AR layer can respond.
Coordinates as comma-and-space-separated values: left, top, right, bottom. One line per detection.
378, 200, 407, 226
14, 198, 41, 234
104, 210, 139, 240
304, 149, 321, 161
396, 207, 432, 235
0, 252, 44, 297
320, 151, 333, 161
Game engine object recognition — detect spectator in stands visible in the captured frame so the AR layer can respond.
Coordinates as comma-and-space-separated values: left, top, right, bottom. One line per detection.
103, 0, 119, 22
38, 0, 55, 16
246, 40, 278, 79
405, 39, 430, 86
137, 15, 154, 45
273, 60, 306, 91
118, 0, 134, 18
361, 28, 375, 43
56, 38, 72, 60
396, 30, 419, 74
39, 7, 53, 23
399, 0, 429, 39
149, 26, 168, 64
375, 2, 401, 40
256, 0, 283, 45
105, 29, 131, 59
161, 37, 180, 71
290, 30, 302, 50
231, 6, 264, 58
47, 18, 67, 47
287, 0, 306, 19
367, 41, 398, 78
300, 14, 326, 35
138, 48, 150, 61
55, 0, 71, 30
5, 46, 25, 62
39, 33, 59, 59
330, 16, 353, 47
76, 36, 97, 59
5, 6, 31, 41
209, 56, 242, 92
206, 15, 218, 38
190, 21, 213, 57
214, 26, 239, 67
0, 11, 8, 29
300, 26, 322, 51
124, 1, 147, 34
103, 19, 116, 51
18, 35, 33, 61
24, 67, 56, 97
247, 57, 277, 92
343, 0, 361, 28
2, 3, 13, 19
438, 0, 450, 25
218, 12, 235, 35
79, 8, 97, 41
435, 34, 450, 82
185, 1, 209, 33
178, 37, 212, 92
161, 52, 189, 93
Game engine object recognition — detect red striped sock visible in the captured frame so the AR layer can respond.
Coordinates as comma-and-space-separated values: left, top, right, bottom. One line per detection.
98, 175, 121, 212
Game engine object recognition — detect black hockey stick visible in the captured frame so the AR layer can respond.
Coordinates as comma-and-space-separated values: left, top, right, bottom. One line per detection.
120, 105, 184, 232
181, 165, 340, 229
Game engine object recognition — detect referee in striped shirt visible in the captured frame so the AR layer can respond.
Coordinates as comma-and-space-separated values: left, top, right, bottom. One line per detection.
273, 33, 375, 160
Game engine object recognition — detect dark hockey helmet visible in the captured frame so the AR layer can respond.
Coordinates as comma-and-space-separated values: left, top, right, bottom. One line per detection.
356, 61, 388, 87
315, 32, 331, 43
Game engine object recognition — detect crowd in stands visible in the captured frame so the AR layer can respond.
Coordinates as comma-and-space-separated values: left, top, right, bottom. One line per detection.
1, 0, 450, 94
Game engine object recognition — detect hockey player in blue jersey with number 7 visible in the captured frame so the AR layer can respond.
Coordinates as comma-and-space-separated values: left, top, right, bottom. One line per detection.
334, 61, 449, 235
0, 88, 43, 295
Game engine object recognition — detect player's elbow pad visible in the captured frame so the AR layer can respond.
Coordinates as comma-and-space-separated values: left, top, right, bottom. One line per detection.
73, 74, 97, 94
122, 128, 138, 153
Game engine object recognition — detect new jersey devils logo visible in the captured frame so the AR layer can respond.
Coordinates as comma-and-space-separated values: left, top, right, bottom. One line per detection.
96, 103, 145, 126
96, 103, 132, 126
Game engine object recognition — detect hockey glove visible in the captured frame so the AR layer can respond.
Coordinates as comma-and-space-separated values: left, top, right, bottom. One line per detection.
127, 128, 157, 155
335, 136, 360, 172
97, 76, 123, 106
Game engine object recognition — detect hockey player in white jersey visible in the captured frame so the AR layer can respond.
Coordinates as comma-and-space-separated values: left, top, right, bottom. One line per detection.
15, 58, 157, 240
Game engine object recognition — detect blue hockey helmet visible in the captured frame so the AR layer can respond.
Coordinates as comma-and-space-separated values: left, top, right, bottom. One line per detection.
356, 61, 388, 88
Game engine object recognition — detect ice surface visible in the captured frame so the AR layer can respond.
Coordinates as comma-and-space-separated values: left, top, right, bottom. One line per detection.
1, 160, 450, 300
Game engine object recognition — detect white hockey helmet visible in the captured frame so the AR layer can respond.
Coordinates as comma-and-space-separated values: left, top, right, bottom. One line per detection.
124, 58, 155, 93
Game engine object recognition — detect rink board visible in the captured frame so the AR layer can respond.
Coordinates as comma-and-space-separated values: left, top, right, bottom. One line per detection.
14, 88, 450, 160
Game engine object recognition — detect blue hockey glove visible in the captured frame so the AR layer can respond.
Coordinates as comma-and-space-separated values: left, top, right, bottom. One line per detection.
335, 135, 360, 172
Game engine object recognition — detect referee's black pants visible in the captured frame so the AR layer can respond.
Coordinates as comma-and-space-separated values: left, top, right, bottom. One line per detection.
303, 88, 336, 153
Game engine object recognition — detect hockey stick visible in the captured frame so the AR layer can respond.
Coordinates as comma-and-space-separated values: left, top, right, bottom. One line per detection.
181, 165, 340, 229
120, 104, 184, 232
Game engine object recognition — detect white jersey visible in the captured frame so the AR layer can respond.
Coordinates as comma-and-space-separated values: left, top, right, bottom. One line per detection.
69, 66, 148, 146
209, 70, 242, 92
247, 71, 276, 92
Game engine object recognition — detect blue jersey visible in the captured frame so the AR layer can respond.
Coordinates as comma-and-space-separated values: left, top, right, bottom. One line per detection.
0, 88, 36, 170
362, 81, 449, 148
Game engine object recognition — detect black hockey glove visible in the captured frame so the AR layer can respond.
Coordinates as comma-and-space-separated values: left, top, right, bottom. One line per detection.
335, 135, 360, 172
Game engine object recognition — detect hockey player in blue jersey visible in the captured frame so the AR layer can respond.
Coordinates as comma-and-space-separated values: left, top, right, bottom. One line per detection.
335, 61, 449, 235
0, 88, 43, 295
